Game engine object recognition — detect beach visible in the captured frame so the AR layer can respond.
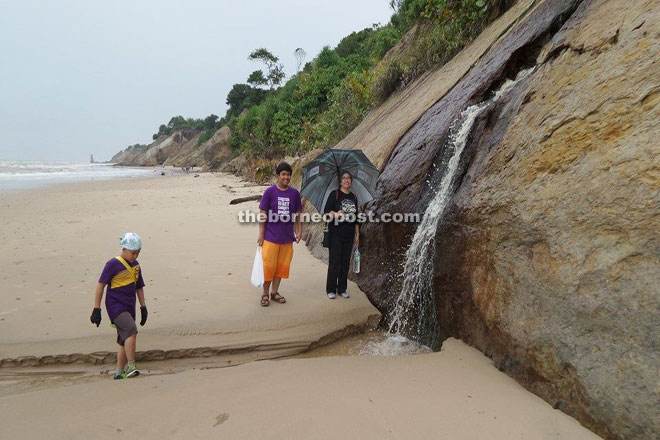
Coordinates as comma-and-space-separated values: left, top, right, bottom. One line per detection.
0, 173, 600, 439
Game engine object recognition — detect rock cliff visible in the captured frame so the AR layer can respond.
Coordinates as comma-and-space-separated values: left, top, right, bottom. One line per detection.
110, 126, 232, 171
308, 0, 659, 438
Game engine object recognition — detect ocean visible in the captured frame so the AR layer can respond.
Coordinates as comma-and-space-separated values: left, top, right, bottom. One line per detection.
0, 160, 157, 192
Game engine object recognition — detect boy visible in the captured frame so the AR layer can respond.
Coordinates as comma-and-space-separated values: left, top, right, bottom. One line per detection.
257, 162, 302, 306
90, 232, 148, 379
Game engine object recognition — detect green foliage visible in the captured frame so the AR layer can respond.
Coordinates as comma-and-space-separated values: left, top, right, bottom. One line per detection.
204, 114, 219, 130
129, 0, 513, 171
363, 25, 402, 58
248, 48, 285, 89
247, 70, 269, 87
335, 24, 403, 60
152, 114, 222, 142
197, 128, 216, 146
125, 143, 149, 152
309, 71, 374, 149
371, 0, 499, 103
222, 0, 509, 165
335, 28, 373, 58
228, 45, 375, 158
225, 83, 268, 119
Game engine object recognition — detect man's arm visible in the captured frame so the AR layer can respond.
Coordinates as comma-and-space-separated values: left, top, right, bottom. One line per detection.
258, 209, 266, 246
295, 209, 302, 243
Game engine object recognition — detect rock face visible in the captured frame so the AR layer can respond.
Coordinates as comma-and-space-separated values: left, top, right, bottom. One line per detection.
352, 0, 659, 438
169, 126, 232, 171
110, 126, 233, 171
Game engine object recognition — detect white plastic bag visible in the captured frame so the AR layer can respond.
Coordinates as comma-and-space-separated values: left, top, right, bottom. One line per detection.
250, 247, 264, 288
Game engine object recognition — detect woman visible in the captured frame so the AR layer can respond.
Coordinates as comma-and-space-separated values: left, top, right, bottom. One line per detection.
323, 171, 360, 299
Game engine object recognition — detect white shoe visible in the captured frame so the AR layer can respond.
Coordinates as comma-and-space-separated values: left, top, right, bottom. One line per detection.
327, 292, 336, 299
339, 292, 349, 298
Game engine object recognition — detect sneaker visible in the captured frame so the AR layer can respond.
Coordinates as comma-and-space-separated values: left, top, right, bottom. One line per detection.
113, 371, 126, 380
339, 291, 350, 298
327, 292, 336, 299
125, 363, 140, 378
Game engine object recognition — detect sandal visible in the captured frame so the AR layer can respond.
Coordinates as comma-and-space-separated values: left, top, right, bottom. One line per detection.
270, 292, 286, 304
261, 294, 270, 307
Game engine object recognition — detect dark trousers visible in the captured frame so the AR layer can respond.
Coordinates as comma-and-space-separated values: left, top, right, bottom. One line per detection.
326, 233, 354, 294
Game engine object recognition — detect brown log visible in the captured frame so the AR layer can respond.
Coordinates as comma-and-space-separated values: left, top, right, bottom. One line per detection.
229, 195, 262, 205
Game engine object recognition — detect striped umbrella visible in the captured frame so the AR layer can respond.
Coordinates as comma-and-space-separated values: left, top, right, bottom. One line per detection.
301, 149, 379, 213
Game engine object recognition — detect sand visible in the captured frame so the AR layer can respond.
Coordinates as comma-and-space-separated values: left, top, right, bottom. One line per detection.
0, 173, 600, 439
0, 172, 379, 363
0, 339, 599, 439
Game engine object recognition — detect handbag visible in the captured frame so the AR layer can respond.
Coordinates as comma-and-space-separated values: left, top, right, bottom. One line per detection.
322, 225, 330, 248
322, 190, 339, 248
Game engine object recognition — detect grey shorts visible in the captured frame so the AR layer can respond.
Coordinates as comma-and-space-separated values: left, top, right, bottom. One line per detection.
113, 311, 137, 346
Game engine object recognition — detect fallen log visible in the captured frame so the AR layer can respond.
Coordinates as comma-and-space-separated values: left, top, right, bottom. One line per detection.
229, 195, 262, 205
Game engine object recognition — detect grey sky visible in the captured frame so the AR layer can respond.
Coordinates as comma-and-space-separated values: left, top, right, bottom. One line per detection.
0, 0, 393, 162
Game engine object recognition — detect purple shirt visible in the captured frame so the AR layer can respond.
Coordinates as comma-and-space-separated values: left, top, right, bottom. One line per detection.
259, 185, 302, 244
99, 258, 145, 322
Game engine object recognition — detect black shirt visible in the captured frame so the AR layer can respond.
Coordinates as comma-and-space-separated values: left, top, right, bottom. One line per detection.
323, 189, 358, 239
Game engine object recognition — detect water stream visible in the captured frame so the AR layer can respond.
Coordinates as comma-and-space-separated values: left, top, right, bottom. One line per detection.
375, 68, 535, 353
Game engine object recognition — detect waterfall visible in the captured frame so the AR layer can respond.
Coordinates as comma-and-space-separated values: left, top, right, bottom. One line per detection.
386, 68, 535, 349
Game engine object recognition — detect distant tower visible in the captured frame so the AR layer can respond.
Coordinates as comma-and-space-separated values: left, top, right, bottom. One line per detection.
90, 154, 95, 163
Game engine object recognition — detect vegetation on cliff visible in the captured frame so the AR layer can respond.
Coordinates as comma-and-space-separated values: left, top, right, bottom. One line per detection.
115, 0, 512, 170
225, 0, 512, 162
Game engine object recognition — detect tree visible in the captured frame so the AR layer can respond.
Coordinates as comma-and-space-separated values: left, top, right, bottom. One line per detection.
294, 48, 306, 72
167, 115, 186, 130
248, 48, 285, 89
225, 83, 268, 119
247, 70, 268, 87
204, 114, 219, 130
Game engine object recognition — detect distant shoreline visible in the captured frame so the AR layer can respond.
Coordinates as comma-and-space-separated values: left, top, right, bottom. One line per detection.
0, 161, 185, 193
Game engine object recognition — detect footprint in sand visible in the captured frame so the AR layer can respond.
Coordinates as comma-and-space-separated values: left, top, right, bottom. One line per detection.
213, 413, 229, 427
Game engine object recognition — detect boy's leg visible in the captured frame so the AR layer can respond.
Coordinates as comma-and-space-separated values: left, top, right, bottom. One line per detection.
124, 334, 137, 362
117, 345, 127, 371
124, 334, 140, 378
114, 312, 139, 377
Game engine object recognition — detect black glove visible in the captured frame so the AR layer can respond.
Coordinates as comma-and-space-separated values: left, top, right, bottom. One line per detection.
140, 306, 148, 326
90, 308, 102, 327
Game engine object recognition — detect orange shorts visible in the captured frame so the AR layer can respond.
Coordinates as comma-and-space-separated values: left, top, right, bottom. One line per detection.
262, 240, 293, 281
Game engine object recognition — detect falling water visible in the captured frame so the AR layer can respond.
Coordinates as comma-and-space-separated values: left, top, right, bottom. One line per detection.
382, 68, 535, 351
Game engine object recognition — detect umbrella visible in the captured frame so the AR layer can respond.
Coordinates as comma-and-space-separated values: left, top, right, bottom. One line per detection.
301, 149, 379, 213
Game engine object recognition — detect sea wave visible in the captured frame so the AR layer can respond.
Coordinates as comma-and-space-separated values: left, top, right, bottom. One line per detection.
0, 160, 156, 191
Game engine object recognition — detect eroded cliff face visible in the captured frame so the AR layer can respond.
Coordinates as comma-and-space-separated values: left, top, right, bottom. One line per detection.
110, 126, 232, 171
352, 0, 659, 438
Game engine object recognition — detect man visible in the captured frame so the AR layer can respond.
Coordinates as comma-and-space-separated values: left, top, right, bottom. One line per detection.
257, 162, 302, 306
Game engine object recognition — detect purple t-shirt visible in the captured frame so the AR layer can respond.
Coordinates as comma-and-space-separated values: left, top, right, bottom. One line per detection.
98, 257, 145, 322
259, 185, 302, 244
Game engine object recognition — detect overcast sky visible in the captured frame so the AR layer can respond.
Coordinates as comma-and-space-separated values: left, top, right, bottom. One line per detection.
0, 0, 393, 162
